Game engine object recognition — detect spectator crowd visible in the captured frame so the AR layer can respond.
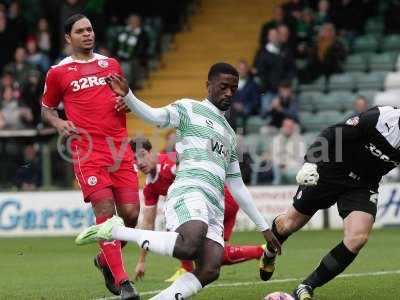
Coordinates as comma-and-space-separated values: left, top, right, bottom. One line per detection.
0, 0, 197, 189
227, 0, 400, 184
1, 0, 399, 188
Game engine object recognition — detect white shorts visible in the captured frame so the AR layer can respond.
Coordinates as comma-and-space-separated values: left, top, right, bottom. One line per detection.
164, 187, 225, 247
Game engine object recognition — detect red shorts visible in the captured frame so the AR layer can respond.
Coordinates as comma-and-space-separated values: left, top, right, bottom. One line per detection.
74, 159, 139, 204
223, 188, 239, 241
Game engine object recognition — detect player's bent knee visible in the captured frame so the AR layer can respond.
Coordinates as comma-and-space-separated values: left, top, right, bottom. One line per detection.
173, 238, 199, 260
92, 199, 115, 218
344, 233, 369, 253
182, 244, 199, 260
123, 216, 138, 228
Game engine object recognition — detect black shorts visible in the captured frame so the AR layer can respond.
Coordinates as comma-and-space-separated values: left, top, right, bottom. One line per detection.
293, 181, 378, 219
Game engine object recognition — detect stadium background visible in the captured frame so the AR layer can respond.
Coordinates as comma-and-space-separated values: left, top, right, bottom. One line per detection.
1, 0, 400, 299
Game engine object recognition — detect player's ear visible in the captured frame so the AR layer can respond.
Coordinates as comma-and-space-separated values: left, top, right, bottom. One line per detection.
206, 80, 211, 93
65, 33, 71, 44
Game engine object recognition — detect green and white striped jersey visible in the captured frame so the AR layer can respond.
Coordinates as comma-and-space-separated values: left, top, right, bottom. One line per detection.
161, 99, 242, 212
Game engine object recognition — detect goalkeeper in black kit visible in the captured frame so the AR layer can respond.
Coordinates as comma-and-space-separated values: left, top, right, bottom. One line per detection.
259, 106, 400, 300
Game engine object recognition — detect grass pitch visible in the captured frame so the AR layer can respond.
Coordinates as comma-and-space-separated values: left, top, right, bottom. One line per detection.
1, 229, 399, 299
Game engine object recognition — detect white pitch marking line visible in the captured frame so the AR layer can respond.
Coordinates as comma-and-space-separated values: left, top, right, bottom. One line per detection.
94, 269, 400, 300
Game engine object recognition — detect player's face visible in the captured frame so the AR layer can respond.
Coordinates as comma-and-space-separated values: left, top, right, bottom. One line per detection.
207, 74, 238, 111
66, 18, 95, 52
136, 149, 155, 174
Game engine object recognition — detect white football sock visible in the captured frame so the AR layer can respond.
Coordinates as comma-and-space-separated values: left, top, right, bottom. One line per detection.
149, 272, 202, 300
112, 226, 179, 257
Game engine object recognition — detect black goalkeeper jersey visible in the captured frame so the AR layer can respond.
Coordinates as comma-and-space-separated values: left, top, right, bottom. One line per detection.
305, 106, 400, 188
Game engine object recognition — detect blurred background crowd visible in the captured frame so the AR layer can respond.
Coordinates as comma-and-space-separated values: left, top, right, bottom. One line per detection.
1, 0, 400, 190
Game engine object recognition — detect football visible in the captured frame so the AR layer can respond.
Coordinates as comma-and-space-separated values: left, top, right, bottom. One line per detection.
264, 291, 295, 300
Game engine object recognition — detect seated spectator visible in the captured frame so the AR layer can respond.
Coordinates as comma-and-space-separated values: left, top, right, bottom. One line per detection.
0, 11, 17, 73
0, 86, 33, 129
332, 0, 363, 41
259, 5, 286, 47
26, 37, 51, 72
300, 23, 346, 83
254, 28, 296, 115
55, 44, 72, 64
313, 0, 331, 34
228, 59, 260, 131
271, 118, 305, 184
264, 81, 299, 128
160, 129, 177, 162
353, 95, 369, 114
278, 24, 296, 58
294, 8, 314, 58
8, 1, 27, 44
278, 24, 297, 77
14, 143, 42, 190
22, 70, 42, 126
236, 134, 254, 185
4, 46, 36, 85
112, 14, 149, 88
97, 45, 111, 57
386, 0, 400, 34
282, 0, 307, 20
256, 150, 274, 185
0, 70, 18, 92
36, 18, 51, 54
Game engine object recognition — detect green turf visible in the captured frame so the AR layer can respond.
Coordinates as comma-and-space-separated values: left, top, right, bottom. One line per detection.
1, 229, 399, 299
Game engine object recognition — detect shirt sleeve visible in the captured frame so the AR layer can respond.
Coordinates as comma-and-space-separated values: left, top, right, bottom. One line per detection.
113, 58, 124, 77
225, 175, 269, 231
160, 100, 190, 130
42, 68, 62, 109
164, 163, 177, 178
226, 144, 242, 179
143, 185, 159, 206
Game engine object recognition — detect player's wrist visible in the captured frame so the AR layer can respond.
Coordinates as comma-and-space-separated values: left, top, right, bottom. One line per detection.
124, 89, 134, 99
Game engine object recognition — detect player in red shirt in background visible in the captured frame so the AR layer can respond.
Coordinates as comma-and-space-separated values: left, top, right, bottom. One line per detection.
130, 138, 264, 282
41, 14, 139, 300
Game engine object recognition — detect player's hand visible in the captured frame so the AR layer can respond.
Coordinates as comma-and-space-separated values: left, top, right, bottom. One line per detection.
105, 73, 129, 96
262, 229, 281, 255
296, 162, 319, 186
134, 261, 146, 281
55, 120, 77, 137
115, 96, 131, 113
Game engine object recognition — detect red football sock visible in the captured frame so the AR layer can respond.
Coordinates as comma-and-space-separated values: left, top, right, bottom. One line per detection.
98, 241, 127, 266
180, 260, 194, 272
96, 215, 129, 285
221, 244, 264, 265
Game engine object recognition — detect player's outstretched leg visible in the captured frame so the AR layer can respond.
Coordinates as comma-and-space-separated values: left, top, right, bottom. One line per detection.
76, 216, 209, 263
293, 211, 374, 300
260, 208, 311, 281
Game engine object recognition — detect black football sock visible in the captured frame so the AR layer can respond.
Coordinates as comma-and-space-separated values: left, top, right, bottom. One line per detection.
302, 241, 357, 289
266, 216, 291, 253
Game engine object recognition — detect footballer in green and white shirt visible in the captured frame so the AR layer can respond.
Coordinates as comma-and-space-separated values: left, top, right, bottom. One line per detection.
76, 63, 281, 300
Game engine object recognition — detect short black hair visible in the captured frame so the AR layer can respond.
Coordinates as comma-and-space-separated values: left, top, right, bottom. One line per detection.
130, 137, 152, 153
208, 62, 239, 81
64, 14, 88, 34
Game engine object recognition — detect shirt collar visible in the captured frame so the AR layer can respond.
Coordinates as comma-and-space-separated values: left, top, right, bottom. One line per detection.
202, 99, 226, 116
